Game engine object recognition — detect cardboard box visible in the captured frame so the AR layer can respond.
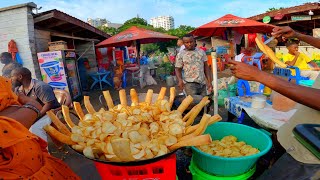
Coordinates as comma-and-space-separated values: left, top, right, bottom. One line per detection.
48, 41, 67, 51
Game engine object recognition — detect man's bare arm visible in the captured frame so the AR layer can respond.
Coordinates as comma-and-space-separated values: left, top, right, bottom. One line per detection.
296, 33, 320, 50
230, 60, 320, 110
40, 101, 55, 116
285, 55, 299, 66
309, 61, 320, 69
272, 26, 320, 49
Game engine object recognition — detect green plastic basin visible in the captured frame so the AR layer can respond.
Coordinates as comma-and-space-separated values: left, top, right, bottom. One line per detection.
191, 122, 272, 176
189, 157, 256, 180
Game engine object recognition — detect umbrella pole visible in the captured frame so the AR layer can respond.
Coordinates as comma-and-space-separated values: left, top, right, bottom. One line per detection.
211, 37, 218, 115
136, 40, 141, 66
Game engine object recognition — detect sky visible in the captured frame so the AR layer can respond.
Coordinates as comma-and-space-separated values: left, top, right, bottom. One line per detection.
0, 0, 318, 27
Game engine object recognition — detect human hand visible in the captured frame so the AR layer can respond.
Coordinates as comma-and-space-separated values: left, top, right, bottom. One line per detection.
271, 26, 297, 39
178, 80, 184, 91
294, 51, 300, 57
17, 92, 42, 111
228, 60, 262, 81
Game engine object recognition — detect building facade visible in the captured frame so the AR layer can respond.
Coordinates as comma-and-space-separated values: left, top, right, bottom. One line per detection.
0, 3, 109, 80
87, 18, 108, 27
150, 16, 174, 30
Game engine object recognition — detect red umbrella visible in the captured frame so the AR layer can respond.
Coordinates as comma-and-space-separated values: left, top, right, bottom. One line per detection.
96, 26, 178, 47
190, 14, 275, 37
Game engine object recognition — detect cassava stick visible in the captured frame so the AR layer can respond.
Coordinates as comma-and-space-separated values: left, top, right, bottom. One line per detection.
103, 91, 114, 110
191, 114, 211, 136
73, 102, 84, 121
177, 95, 193, 113
185, 97, 209, 126
185, 114, 222, 135
84, 96, 96, 114
157, 87, 167, 100
169, 87, 176, 108
44, 125, 75, 145
169, 134, 212, 151
130, 89, 139, 106
180, 114, 210, 141
47, 110, 71, 136
119, 89, 127, 107
61, 105, 76, 128
145, 89, 153, 105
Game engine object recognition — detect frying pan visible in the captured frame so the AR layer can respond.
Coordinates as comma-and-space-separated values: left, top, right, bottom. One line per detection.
70, 146, 178, 166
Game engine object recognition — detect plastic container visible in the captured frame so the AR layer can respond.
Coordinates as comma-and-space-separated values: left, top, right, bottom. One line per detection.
271, 91, 296, 112
166, 76, 175, 87
218, 89, 228, 106
191, 122, 272, 176
94, 154, 176, 180
251, 95, 266, 109
189, 158, 256, 180
228, 84, 237, 97
299, 80, 315, 87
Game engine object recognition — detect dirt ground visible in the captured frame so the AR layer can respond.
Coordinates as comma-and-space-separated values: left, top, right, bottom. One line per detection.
48, 70, 236, 180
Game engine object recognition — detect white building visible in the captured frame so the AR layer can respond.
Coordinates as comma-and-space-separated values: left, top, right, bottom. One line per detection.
87, 18, 108, 27
0, 3, 109, 80
150, 16, 174, 30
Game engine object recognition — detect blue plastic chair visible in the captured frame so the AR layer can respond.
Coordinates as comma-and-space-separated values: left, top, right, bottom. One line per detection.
236, 79, 265, 124
243, 52, 263, 70
89, 71, 112, 90
237, 79, 265, 97
273, 66, 309, 85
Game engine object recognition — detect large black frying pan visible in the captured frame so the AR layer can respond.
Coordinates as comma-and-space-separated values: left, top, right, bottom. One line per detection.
70, 146, 178, 166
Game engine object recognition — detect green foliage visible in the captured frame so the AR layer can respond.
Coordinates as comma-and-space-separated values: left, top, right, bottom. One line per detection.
99, 16, 196, 53
158, 62, 175, 75
141, 43, 160, 55
266, 7, 284, 12
97, 26, 119, 36
123, 17, 148, 26
167, 25, 195, 38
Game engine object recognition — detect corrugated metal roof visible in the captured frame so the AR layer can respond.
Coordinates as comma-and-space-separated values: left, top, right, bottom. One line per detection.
33, 9, 110, 39
249, 2, 320, 21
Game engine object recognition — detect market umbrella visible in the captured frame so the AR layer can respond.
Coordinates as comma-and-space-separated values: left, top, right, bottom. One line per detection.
96, 26, 178, 47
96, 26, 178, 63
190, 14, 275, 37
190, 14, 275, 115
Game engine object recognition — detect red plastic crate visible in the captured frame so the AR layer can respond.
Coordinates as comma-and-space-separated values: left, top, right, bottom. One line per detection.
94, 154, 176, 180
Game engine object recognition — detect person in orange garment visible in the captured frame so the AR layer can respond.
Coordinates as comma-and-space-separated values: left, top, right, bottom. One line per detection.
0, 76, 79, 179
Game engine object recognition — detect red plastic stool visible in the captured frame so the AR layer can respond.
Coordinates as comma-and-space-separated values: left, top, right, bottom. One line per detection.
95, 154, 177, 180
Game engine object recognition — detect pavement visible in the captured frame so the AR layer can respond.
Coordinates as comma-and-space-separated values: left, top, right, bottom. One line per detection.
48, 70, 239, 180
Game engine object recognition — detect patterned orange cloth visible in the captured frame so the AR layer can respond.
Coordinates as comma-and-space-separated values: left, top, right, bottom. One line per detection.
0, 77, 80, 179
0, 76, 20, 111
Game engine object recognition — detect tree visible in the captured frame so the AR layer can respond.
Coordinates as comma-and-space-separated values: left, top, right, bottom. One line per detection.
97, 26, 119, 36
167, 25, 195, 38
123, 17, 148, 26
141, 43, 160, 55
266, 7, 284, 12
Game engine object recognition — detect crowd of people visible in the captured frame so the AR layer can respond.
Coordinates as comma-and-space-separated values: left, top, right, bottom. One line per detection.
0, 25, 319, 179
